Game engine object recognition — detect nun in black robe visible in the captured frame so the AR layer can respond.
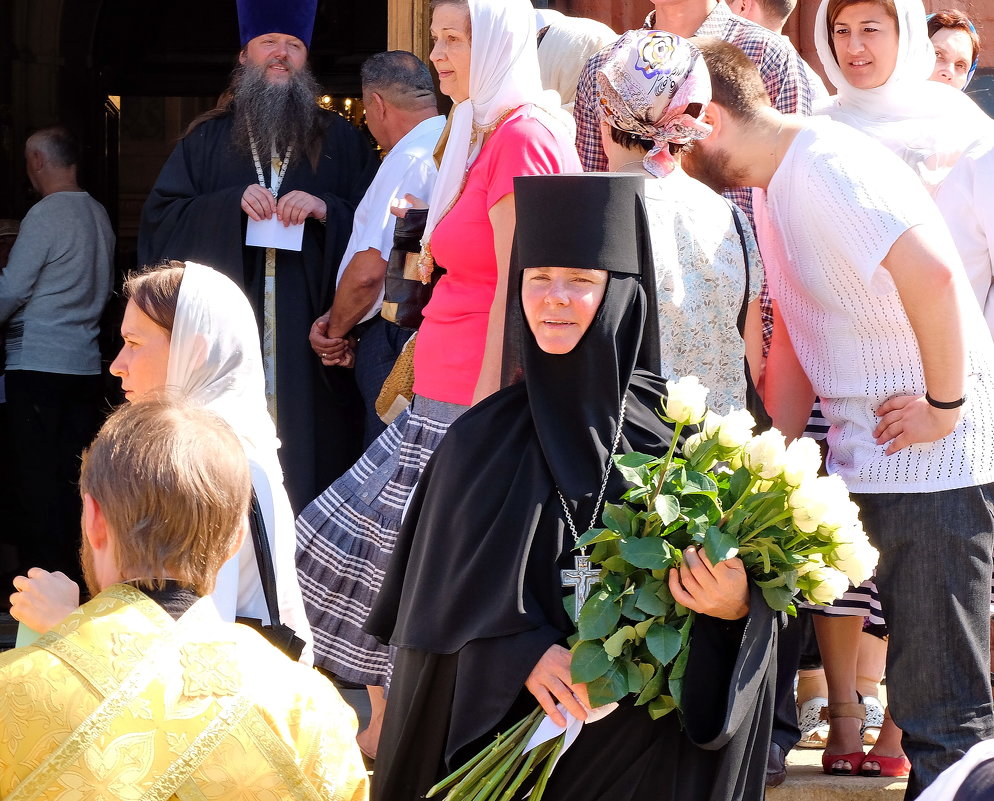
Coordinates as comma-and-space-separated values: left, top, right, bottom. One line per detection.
365, 173, 777, 801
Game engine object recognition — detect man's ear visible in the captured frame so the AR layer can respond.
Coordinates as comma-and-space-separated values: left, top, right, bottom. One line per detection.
371, 91, 387, 118
82, 493, 109, 552
701, 101, 724, 138
26, 148, 44, 173
238, 49, 248, 65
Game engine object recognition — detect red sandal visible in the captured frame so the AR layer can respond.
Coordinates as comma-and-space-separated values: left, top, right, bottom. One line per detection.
861, 754, 911, 778
820, 701, 867, 776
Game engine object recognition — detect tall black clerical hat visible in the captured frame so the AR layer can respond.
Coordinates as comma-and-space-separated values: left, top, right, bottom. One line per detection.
237, 0, 318, 49
512, 172, 648, 275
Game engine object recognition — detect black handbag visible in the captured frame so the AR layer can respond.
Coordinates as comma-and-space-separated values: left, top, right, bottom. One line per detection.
235, 492, 306, 661
730, 204, 774, 433
381, 207, 444, 329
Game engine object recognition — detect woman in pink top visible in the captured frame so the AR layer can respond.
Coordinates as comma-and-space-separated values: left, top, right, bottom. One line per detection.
294, 0, 579, 762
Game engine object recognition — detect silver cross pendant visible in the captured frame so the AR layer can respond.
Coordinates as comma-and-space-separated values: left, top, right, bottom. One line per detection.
561, 554, 600, 623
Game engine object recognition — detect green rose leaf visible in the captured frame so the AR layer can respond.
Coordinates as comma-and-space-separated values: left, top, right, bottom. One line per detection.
571, 640, 613, 683
600, 573, 623, 598
703, 525, 740, 564
613, 452, 655, 486
645, 622, 682, 666
635, 665, 665, 706
602, 555, 635, 575
602, 502, 636, 537
578, 590, 622, 640
603, 625, 637, 659
619, 537, 674, 570
762, 584, 796, 612
626, 659, 645, 694
619, 591, 649, 622
669, 643, 691, 682
681, 471, 719, 497
575, 527, 621, 550
647, 694, 678, 720
653, 494, 682, 526
586, 660, 631, 707
634, 579, 673, 617
634, 617, 655, 639
728, 466, 752, 499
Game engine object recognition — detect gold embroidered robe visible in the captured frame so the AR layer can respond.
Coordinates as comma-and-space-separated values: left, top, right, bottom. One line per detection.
0, 583, 368, 801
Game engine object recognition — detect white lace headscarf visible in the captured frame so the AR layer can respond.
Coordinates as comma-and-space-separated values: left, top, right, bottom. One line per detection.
419, 0, 576, 280
814, 0, 992, 192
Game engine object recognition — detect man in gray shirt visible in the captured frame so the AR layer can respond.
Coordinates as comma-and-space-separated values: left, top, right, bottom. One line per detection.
1, 125, 113, 586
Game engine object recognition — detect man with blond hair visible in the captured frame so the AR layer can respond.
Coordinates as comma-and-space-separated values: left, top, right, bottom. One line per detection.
0, 399, 368, 801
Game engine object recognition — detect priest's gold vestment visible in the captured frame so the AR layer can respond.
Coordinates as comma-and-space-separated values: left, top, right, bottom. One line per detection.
0, 583, 368, 801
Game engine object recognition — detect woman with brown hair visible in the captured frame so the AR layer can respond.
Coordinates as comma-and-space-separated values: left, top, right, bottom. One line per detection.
927, 8, 981, 91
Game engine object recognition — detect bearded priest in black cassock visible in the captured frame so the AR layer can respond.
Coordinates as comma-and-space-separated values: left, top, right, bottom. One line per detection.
138, 0, 378, 511
366, 174, 777, 801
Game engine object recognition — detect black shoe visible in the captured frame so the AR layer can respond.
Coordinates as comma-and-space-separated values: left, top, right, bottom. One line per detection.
766, 742, 787, 788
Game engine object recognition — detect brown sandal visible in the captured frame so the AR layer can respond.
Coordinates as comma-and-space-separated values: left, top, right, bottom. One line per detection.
820, 702, 867, 776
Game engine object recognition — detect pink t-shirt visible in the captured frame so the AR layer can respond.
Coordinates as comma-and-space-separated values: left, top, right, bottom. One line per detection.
413, 110, 580, 405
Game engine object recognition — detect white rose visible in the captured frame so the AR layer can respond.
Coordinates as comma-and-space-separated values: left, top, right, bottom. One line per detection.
831, 537, 879, 586
796, 553, 825, 576
701, 410, 723, 439
742, 428, 787, 480
782, 436, 823, 487
806, 566, 851, 605
818, 499, 862, 538
716, 408, 756, 450
788, 478, 832, 534
682, 432, 707, 461
664, 376, 710, 426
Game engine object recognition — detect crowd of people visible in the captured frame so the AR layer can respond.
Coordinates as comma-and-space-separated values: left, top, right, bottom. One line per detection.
1, 0, 994, 799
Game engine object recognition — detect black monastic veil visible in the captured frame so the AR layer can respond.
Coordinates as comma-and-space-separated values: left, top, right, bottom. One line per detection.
367, 174, 776, 801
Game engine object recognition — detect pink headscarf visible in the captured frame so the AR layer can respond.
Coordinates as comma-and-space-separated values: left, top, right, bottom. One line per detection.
596, 31, 713, 178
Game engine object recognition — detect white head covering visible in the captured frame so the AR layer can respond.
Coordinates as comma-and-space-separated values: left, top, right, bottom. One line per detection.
420, 0, 576, 278
164, 261, 314, 662
534, 8, 564, 30
166, 261, 279, 461
538, 14, 617, 112
813, 0, 992, 192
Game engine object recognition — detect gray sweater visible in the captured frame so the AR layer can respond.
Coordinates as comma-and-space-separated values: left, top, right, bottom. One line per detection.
0, 191, 114, 375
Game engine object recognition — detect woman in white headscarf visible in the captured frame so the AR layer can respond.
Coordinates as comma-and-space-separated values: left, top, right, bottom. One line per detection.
813, 0, 992, 194
295, 0, 580, 761
9, 261, 314, 666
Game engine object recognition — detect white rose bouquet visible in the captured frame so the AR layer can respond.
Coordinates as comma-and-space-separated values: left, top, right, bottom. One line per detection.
427, 377, 878, 801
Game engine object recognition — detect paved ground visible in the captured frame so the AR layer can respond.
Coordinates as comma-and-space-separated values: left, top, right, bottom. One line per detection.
337, 686, 905, 800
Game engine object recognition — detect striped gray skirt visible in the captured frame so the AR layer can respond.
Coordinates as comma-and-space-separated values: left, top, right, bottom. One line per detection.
295, 395, 467, 685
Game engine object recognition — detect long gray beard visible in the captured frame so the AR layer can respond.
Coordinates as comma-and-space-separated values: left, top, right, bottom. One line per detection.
230, 61, 321, 158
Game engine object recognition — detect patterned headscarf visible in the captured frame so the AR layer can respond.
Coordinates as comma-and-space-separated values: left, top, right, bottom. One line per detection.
595, 31, 712, 178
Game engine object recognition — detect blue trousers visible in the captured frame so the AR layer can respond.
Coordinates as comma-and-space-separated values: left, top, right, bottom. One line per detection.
354, 316, 414, 449
855, 484, 994, 799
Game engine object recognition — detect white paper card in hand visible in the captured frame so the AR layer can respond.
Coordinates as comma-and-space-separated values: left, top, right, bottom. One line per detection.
246, 216, 305, 251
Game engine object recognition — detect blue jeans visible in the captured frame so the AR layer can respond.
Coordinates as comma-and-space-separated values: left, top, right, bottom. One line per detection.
854, 484, 994, 799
